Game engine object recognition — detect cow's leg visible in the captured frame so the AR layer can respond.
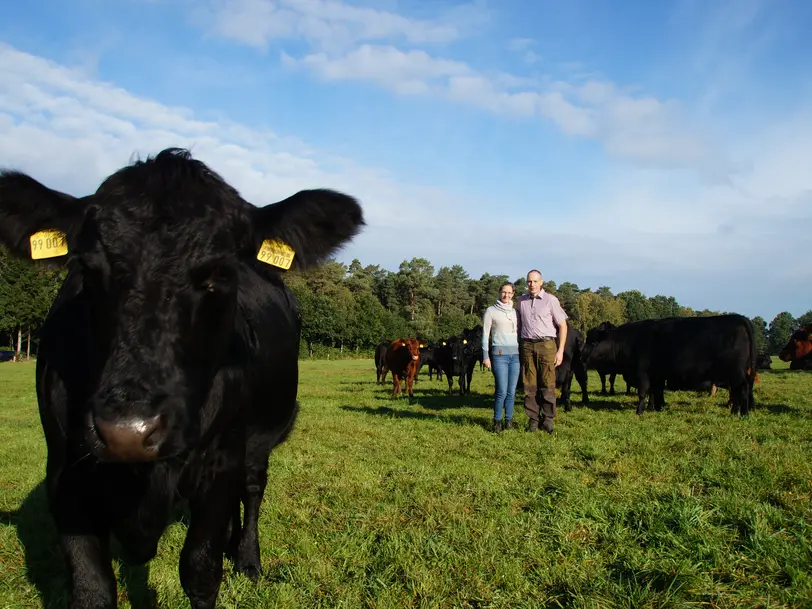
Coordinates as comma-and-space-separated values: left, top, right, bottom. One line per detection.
179, 471, 239, 609
465, 363, 475, 394
47, 466, 117, 609
575, 362, 589, 404
652, 380, 665, 411
392, 372, 400, 397
636, 376, 650, 415
609, 373, 616, 395
232, 463, 267, 581
599, 372, 608, 394
560, 370, 573, 412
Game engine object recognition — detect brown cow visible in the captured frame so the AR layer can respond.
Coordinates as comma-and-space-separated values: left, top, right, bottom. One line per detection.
385, 338, 421, 398
779, 325, 812, 368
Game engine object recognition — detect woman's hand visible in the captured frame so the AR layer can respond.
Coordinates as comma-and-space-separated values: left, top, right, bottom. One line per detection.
483, 359, 491, 370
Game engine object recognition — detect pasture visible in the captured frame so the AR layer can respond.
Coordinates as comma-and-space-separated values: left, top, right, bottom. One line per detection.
1, 359, 810, 609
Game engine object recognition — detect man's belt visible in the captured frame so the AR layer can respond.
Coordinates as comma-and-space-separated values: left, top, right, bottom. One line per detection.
524, 337, 555, 343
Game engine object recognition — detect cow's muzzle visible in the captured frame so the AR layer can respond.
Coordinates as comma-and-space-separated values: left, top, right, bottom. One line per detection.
89, 413, 168, 462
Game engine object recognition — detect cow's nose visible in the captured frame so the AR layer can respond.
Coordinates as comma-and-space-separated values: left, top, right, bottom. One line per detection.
94, 414, 166, 462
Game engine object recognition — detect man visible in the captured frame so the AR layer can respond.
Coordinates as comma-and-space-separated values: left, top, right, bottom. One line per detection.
516, 269, 568, 433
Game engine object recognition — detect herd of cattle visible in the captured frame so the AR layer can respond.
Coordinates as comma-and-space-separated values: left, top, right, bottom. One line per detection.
375, 314, 812, 417
1, 148, 809, 609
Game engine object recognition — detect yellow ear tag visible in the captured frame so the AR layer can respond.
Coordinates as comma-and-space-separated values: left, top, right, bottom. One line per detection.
420, 344, 425, 348
257, 239, 295, 270
442, 341, 446, 346
463, 339, 467, 344
30, 230, 68, 260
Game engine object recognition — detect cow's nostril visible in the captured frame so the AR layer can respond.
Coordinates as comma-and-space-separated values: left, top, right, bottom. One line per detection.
94, 414, 166, 462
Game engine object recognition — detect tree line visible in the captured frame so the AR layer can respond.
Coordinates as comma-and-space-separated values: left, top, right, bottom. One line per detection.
2, 248, 810, 360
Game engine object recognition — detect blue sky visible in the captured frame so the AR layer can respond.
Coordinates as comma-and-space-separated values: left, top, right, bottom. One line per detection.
0, 0, 810, 320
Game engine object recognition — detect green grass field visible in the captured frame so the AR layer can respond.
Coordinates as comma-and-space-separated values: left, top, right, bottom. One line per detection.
1, 359, 810, 608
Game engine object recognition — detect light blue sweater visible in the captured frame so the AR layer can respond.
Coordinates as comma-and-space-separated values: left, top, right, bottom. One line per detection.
482, 302, 519, 360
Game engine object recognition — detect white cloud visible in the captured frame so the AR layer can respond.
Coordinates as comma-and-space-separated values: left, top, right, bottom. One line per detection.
202, 0, 730, 176
0, 43, 465, 236
200, 0, 465, 53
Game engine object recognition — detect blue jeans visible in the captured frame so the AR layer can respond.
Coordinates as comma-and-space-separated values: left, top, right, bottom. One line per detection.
492, 353, 520, 421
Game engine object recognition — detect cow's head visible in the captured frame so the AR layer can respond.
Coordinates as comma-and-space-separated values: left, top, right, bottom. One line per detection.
443, 337, 465, 374
779, 325, 812, 362
0, 148, 364, 463
581, 325, 612, 366
402, 338, 421, 362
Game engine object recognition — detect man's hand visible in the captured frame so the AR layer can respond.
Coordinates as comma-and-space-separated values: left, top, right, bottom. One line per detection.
483, 359, 491, 370
555, 350, 564, 367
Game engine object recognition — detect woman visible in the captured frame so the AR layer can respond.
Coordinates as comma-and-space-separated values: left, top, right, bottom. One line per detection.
482, 282, 520, 432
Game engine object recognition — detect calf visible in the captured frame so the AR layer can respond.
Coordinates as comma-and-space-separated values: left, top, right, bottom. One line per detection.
582, 315, 757, 416
384, 338, 421, 398
0, 148, 364, 609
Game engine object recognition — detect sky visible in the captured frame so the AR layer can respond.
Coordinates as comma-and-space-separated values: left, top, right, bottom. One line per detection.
0, 0, 810, 320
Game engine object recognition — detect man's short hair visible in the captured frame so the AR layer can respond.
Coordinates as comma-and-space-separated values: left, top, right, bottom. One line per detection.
527, 269, 543, 280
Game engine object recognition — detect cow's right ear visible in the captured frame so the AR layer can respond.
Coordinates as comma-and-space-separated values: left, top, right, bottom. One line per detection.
0, 170, 85, 262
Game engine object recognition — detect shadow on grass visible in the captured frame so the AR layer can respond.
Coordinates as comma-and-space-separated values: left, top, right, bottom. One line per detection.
762, 403, 799, 415
339, 404, 495, 430
0, 481, 160, 609
372, 387, 492, 406
577, 399, 632, 413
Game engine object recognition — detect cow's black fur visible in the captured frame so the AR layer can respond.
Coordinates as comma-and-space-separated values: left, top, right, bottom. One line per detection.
581, 315, 757, 416
0, 148, 364, 609
555, 326, 589, 410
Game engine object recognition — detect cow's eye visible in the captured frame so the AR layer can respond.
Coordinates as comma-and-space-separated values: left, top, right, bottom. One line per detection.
189, 261, 236, 294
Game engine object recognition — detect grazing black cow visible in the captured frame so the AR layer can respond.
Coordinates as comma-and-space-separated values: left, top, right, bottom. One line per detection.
582, 315, 757, 416
756, 352, 772, 370
0, 148, 364, 609
374, 340, 390, 384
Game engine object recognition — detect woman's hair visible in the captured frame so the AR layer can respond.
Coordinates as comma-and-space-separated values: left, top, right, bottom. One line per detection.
500, 282, 515, 293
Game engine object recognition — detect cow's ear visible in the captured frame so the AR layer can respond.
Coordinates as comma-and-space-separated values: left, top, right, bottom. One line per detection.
0, 170, 85, 262
250, 188, 364, 271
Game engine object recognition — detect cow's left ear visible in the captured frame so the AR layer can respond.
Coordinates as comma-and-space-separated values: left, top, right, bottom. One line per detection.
250, 188, 364, 271
0, 170, 86, 262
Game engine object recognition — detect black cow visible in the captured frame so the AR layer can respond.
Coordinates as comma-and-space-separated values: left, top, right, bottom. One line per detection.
582, 315, 757, 416
434, 337, 467, 394
555, 326, 589, 410
756, 352, 772, 370
585, 321, 621, 394
374, 340, 390, 384
462, 326, 484, 372
415, 341, 443, 382
515, 327, 589, 410
0, 148, 364, 609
